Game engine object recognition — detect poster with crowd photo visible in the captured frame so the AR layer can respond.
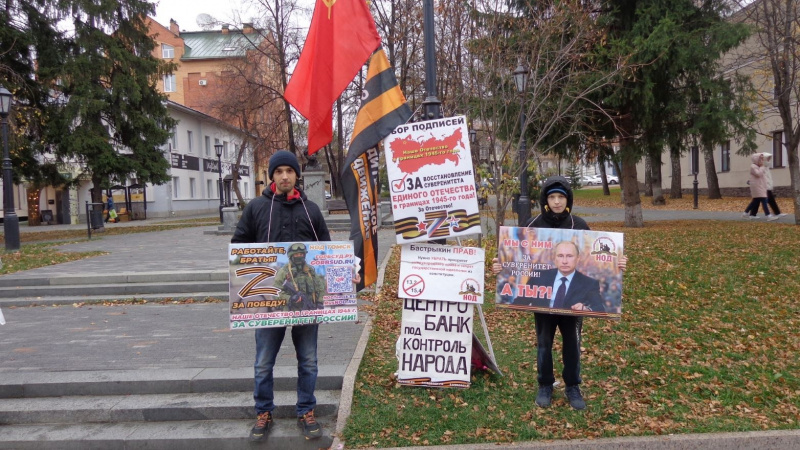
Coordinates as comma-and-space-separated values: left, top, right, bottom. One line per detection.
396, 299, 473, 388
228, 242, 359, 329
397, 243, 485, 304
495, 227, 624, 320
383, 115, 482, 244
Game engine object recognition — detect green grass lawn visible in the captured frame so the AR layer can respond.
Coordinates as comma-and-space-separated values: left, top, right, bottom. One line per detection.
343, 220, 800, 447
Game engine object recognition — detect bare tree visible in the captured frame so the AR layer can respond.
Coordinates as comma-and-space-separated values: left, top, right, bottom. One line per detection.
464, 0, 624, 232
732, 0, 800, 223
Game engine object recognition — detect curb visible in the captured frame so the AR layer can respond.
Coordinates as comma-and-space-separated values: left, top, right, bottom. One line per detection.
372, 429, 800, 449
331, 243, 395, 449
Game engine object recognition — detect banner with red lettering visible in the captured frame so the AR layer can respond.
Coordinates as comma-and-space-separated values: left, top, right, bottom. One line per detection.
495, 227, 624, 320
383, 116, 481, 244
397, 243, 485, 304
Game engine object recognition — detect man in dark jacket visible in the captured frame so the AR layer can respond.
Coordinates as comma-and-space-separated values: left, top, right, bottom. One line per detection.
493, 176, 626, 411
232, 150, 331, 441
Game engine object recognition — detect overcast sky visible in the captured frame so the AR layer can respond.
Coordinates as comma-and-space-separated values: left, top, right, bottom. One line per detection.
153, 0, 314, 32
153, 0, 254, 32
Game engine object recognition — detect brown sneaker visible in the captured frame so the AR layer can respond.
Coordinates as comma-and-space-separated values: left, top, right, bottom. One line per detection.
250, 411, 273, 441
297, 409, 322, 439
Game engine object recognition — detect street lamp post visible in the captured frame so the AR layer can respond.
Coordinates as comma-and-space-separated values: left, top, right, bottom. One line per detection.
513, 63, 530, 227
215, 144, 224, 223
0, 85, 20, 251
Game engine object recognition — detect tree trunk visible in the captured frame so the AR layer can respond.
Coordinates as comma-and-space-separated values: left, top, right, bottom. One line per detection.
785, 131, 800, 225
619, 113, 643, 227
650, 150, 665, 205
644, 155, 653, 197
598, 153, 611, 196
670, 145, 682, 199
703, 142, 722, 199
91, 175, 104, 203
622, 157, 643, 227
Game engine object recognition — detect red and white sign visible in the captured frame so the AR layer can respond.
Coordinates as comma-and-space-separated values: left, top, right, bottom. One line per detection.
383, 115, 481, 244
398, 243, 485, 304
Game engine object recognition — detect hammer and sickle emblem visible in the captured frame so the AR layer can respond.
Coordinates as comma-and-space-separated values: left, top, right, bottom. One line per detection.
323, 0, 336, 19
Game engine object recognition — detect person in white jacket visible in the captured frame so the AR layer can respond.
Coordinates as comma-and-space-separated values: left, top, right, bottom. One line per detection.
742, 153, 770, 219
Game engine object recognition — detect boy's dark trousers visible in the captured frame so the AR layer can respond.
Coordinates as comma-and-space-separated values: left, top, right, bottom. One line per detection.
534, 312, 583, 387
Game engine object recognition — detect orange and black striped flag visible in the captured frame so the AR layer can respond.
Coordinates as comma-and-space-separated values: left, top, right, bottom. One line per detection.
341, 48, 412, 291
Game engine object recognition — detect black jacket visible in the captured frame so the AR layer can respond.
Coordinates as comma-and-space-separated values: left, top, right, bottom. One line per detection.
231, 186, 331, 244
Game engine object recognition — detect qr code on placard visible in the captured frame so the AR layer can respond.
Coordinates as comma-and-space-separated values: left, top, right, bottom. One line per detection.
326, 266, 352, 293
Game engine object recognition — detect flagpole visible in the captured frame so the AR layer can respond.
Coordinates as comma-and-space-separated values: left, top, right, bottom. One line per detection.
422, 0, 441, 120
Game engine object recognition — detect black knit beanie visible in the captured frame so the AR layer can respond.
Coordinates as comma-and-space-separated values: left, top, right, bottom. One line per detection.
268, 150, 301, 179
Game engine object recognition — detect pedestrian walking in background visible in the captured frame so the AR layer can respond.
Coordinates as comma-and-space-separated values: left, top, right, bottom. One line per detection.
761, 153, 785, 221
742, 153, 770, 220
105, 194, 116, 223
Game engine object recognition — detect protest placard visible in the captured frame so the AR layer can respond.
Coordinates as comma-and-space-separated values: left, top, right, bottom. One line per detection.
396, 299, 473, 388
495, 227, 624, 319
228, 241, 359, 329
383, 115, 481, 244
397, 243, 485, 304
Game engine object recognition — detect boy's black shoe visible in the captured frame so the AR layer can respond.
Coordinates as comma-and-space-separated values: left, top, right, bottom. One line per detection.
535, 385, 553, 408
250, 411, 273, 441
566, 385, 586, 410
297, 409, 322, 439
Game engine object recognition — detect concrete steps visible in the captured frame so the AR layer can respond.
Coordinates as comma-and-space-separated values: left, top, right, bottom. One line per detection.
0, 367, 344, 448
0, 271, 229, 307
0, 419, 333, 449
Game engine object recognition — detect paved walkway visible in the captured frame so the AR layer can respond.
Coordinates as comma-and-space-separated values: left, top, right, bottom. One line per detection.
2, 209, 798, 449
0, 216, 395, 374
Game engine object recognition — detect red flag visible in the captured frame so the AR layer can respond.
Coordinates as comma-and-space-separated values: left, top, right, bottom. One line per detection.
284, 0, 381, 155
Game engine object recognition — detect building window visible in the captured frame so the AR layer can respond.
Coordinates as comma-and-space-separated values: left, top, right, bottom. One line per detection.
170, 127, 177, 150
223, 141, 229, 158
773, 131, 784, 168
205, 136, 211, 156
690, 146, 699, 175
189, 178, 196, 198
163, 74, 176, 92
207, 180, 213, 198
162, 44, 174, 59
244, 182, 249, 198
172, 177, 180, 198
720, 141, 730, 172
187, 131, 193, 153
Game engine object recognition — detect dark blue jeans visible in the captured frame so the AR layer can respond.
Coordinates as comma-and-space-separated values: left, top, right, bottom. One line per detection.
534, 313, 583, 387
254, 324, 319, 416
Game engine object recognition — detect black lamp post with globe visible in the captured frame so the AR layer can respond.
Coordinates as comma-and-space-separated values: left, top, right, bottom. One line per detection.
0, 85, 19, 251
215, 144, 224, 223
513, 63, 530, 227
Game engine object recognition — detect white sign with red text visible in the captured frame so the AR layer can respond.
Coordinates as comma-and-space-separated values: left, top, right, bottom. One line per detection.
383, 115, 481, 244
397, 243, 485, 304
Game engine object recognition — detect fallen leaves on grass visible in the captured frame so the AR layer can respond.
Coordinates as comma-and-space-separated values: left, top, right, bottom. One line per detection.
342, 220, 800, 448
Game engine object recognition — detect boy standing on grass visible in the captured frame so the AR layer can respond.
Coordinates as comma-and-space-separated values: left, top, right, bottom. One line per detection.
492, 175, 627, 410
